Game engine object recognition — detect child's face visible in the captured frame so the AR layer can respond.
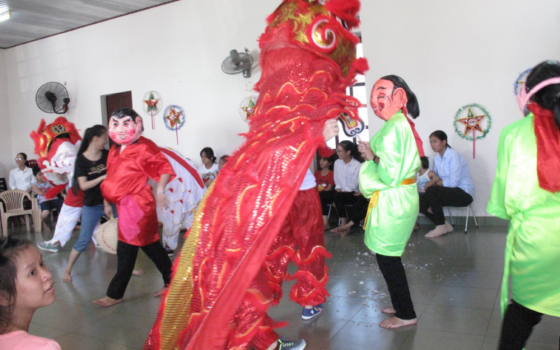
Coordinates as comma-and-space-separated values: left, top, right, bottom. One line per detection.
201, 152, 210, 166
35, 172, 45, 182
219, 158, 226, 169
14, 246, 56, 312
319, 158, 331, 170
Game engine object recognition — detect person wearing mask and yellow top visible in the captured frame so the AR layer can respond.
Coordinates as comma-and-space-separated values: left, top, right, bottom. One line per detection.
358, 75, 424, 329
488, 60, 560, 350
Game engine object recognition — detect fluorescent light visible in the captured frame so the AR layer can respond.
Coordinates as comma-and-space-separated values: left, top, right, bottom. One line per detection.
0, 10, 11, 23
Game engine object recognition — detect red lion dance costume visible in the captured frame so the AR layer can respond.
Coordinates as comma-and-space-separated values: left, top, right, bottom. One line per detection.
145, 1, 367, 349
30, 117, 85, 244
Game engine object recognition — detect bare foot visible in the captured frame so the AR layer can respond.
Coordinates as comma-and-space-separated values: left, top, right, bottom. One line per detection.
153, 287, 168, 298
62, 271, 72, 282
42, 224, 51, 233
413, 223, 420, 231
132, 269, 144, 276
339, 227, 352, 237
93, 297, 122, 308
379, 316, 417, 329
381, 307, 396, 314
330, 227, 341, 234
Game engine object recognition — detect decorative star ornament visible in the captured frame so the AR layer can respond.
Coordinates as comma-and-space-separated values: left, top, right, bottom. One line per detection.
457, 107, 486, 135
241, 98, 256, 119
144, 92, 160, 114
165, 107, 183, 128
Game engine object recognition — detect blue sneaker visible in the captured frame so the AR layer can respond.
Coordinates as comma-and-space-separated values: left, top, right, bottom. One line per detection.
301, 304, 323, 320
277, 338, 306, 350
37, 241, 59, 253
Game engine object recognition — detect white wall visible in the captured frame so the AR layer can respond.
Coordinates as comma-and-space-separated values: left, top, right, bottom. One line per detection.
0, 49, 13, 178
3, 0, 275, 165
3, 0, 560, 215
360, 0, 560, 215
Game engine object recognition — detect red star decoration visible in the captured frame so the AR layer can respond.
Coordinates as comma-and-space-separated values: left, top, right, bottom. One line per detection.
457, 107, 486, 135
165, 107, 183, 128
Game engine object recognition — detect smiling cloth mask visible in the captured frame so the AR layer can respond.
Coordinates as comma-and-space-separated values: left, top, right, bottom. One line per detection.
370, 79, 408, 121
109, 115, 143, 145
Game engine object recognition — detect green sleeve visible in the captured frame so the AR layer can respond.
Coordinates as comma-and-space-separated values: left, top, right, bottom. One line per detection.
487, 125, 512, 220
359, 161, 387, 198
359, 117, 409, 198
375, 120, 406, 187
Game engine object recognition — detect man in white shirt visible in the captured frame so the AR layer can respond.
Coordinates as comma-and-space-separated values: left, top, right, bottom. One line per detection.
9, 153, 33, 191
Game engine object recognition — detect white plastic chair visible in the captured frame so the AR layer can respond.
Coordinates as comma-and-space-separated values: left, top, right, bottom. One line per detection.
445, 204, 478, 233
0, 190, 39, 237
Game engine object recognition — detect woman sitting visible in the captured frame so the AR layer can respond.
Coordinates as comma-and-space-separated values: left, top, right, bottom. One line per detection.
421, 130, 474, 237
314, 148, 336, 229
331, 140, 362, 235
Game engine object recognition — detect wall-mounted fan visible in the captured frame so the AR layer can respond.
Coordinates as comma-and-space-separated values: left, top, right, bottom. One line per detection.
222, 49, 253, 78
36, 82, 70, 114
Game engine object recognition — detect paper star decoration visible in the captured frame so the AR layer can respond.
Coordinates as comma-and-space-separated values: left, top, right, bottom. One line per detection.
143, 92, 160, 113
241, 98, 256, 120
165, 107, 183, 128
457, 107, 486, 135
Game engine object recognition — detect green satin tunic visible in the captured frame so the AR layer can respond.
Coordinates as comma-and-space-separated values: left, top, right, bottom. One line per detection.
360, 112, 420, 257
487, 113, 560, 317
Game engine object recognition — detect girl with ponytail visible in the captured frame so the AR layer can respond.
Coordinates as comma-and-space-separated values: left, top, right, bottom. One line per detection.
488, 60, 560, 349
62, 125, 114, 283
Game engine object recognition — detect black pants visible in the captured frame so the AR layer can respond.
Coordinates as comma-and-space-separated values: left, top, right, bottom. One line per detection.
499, 300, 543, 350
318, 190, 335, 216
419, 186, 473, 225
376, 253, 416, 320
107, 240, 172, 300
347, 196, 369, 226
333, 191, 359, 220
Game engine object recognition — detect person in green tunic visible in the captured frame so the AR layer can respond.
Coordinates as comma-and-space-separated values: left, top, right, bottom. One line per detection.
487, 60, 560, 350
358, 75, 423, 329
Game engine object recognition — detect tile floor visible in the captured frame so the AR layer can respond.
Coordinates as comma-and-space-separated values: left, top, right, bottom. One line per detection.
8, 224, 559, 350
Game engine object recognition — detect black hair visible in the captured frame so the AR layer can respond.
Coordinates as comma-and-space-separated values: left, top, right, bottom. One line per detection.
72, 125, 107, 195
525, 60, 560, 129
319, 153, 337, 170
0, 238, 32, 334
200, 147, 217, 163
219, 155, 230, 163
429, 130, 451, 149
420, 156, 429, 170
111, 108, 144, 131
380, 75, 420, 119
32, 165, 42, 177
337, 140, 361, 160
16, 152, 29, 167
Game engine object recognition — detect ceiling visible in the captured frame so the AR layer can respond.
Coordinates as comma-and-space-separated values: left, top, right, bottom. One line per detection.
0, 0, 178, 49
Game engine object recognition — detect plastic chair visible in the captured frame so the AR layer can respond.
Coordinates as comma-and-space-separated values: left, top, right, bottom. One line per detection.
0, 190, 39, 237
445, 204, 478, 233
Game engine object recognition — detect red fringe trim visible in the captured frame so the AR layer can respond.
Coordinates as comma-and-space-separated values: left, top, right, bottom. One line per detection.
289, 267, 330, 306
325, 0, 361, 29
291, 246, 332, 265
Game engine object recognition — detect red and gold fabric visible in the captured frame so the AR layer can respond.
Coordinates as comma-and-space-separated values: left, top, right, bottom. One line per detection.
145, 1, 366, 349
